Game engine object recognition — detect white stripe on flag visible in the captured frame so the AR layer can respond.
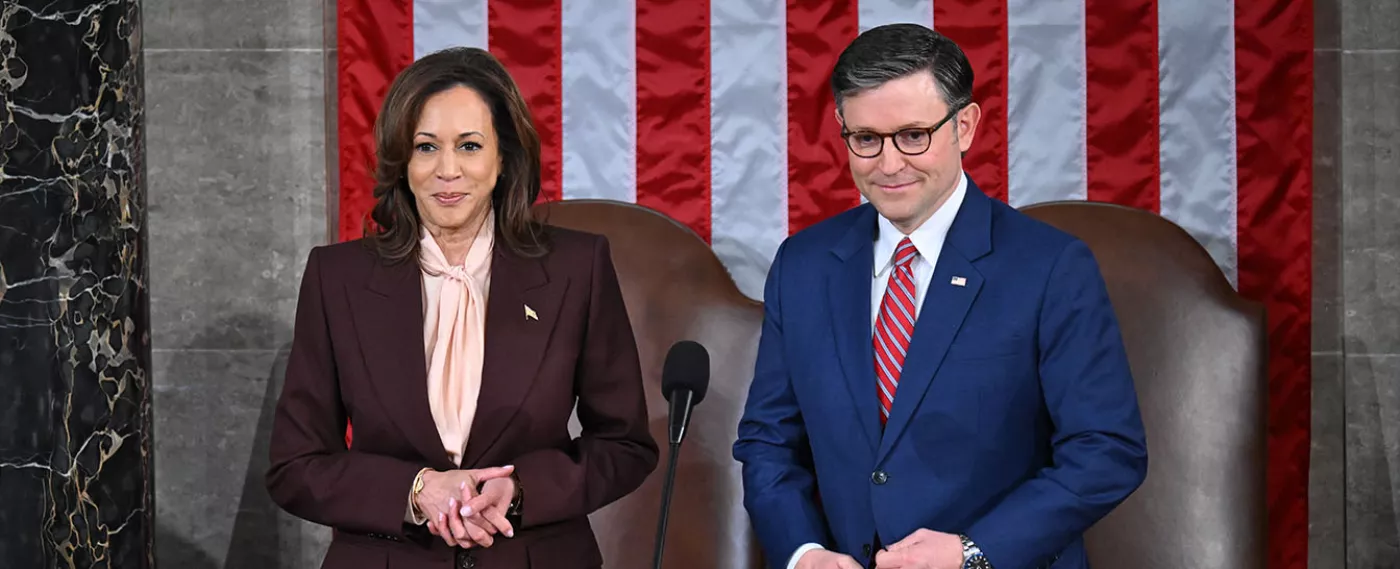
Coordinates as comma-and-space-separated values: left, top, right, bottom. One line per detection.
561, 0, 637, 202
1158, 0, 1238, 285
859, 0, 934, 32
413, 0, 488, 58
1005, 0, 1087, 207
711, 0, 788, 300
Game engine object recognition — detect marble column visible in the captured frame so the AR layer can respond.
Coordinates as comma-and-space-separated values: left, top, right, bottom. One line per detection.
0, 1, 152, 569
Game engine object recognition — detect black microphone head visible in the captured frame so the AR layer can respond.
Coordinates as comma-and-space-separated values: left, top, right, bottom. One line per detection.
661, 340, 710, 405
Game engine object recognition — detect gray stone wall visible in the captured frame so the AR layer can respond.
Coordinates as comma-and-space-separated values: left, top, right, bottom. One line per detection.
144, 0, 336, 566
1311, 0, 1400, 567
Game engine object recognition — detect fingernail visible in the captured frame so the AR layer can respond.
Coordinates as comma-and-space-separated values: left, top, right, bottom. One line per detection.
438, 513, 445, 522
460, 481, 467, 489
449, 498, 456, 507
506, 530, 514, 538
460, 506, 471, 517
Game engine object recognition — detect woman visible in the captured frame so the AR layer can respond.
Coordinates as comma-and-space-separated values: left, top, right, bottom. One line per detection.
266, 47, 658, 568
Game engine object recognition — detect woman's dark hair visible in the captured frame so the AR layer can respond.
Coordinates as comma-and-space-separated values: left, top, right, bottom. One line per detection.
364, 46, 547, 262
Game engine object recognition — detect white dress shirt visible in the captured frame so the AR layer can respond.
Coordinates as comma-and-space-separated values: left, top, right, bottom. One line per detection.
869, 171, 967, 331
785, 170, 968, 569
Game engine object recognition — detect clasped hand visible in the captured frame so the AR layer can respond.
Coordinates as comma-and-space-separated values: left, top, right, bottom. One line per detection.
413, 465, 517, 548
872, 529, 964, 569
796, 529, 964, 569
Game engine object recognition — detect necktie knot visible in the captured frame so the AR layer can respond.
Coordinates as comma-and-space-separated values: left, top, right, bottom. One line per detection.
893, 237, 919, 268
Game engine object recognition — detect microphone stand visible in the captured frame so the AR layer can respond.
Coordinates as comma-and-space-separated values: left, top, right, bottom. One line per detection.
651, 440, 682, 569
653, 389, 695, 569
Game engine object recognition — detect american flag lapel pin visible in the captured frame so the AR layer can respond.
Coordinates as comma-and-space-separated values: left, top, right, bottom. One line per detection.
950, 276, 967, 287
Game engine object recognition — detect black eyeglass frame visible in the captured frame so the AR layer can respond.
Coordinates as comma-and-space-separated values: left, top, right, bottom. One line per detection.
839, 102, 969, 158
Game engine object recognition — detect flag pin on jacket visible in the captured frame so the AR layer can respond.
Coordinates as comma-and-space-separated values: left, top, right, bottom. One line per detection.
524, 304, 538, 321
950, 276, 967, 287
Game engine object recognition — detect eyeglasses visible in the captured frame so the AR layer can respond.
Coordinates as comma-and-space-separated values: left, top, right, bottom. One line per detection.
840, 104, 965, 158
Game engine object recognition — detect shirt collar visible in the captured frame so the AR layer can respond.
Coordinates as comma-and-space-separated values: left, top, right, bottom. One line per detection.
873, 170, 967, 277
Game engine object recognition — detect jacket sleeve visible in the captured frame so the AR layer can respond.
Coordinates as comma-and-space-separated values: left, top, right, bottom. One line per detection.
963, 239, 1149, 568
265, 246, 425, 537
733, 241, 833, 568
508, 235, 660, 527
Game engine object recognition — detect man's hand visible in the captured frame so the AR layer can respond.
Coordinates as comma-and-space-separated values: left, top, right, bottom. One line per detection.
873, 529, 964, 569
796, 549, 865, 569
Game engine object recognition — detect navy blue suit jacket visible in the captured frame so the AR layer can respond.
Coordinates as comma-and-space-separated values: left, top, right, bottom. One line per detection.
733, 180, 1148, 569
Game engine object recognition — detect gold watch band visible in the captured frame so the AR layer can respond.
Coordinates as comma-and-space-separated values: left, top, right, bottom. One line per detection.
410, 467, 432, 518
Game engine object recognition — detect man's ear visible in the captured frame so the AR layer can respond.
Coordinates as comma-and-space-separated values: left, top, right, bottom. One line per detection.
955, 102, 981, 154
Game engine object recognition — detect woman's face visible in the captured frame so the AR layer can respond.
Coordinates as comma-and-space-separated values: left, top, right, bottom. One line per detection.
406, 85, 502, 234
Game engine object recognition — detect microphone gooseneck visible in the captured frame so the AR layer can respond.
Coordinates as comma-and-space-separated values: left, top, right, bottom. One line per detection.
652, 340, 711, 569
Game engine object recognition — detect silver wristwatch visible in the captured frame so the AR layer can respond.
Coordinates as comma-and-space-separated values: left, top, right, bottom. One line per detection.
959, 534, 991, 569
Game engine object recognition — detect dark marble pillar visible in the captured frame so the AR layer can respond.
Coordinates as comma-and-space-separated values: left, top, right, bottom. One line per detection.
0, 2, 152, 568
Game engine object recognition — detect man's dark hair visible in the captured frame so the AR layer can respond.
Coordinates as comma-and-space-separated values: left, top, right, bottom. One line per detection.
831, 23, 975, 115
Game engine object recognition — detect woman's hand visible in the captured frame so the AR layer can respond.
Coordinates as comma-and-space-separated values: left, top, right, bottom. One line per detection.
414, 465, 514, 548
457, 475, 518, 541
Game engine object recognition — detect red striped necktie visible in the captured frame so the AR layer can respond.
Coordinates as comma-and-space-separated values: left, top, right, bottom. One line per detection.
873, 237, 919, 424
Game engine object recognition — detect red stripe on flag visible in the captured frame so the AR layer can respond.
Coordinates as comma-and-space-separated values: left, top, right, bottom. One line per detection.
489, 0, 564, 204
636, 0, 712, 242
1234, 2, 1313, 569
336, 0, 413, 242
935, 0, 1008, 204
1084, 0, 1160, 211
337, 0, 413, 447
786, 0, 859, 234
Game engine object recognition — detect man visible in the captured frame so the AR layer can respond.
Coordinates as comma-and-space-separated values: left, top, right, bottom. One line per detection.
733, 23, 1148, 569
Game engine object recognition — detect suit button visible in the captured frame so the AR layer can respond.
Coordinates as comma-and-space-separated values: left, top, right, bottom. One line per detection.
871, 470, 888, 485
456, 550, 475, 569
863, 544, 872, 557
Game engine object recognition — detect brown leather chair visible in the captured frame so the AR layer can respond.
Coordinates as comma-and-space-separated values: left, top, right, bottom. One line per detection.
1020, 201, 1268, 569
535, 199, 1268, 569
534, 199, 767, 569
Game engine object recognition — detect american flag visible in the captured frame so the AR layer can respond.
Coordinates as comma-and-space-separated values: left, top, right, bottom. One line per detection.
334, 1, 1312, 567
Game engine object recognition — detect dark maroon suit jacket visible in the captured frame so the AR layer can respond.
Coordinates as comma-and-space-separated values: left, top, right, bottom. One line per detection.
266, 226, 659, 568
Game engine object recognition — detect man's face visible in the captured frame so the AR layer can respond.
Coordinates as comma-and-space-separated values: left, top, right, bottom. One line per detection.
837, 72, 980, 234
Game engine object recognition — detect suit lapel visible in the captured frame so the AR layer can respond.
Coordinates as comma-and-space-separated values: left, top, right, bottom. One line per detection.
350, 256, 456, 470
874, 250, 983, 463
459, 246, 565, 468
828, 206, 881, 453
875, 183, 993, 465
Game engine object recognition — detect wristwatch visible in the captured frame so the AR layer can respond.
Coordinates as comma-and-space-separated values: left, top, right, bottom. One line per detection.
410, 467, 432, 519
504, 470, 524, 529
960, 534, 991, 569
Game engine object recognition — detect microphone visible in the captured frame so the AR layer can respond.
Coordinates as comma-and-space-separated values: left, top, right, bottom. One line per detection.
661, 340, 710, 446
652, 340, 710, 569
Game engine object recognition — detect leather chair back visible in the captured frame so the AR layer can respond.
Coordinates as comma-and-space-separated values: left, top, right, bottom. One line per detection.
1020, 201, 1268, 569
534, 200, 767, 569
537, 199, 1269, 569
